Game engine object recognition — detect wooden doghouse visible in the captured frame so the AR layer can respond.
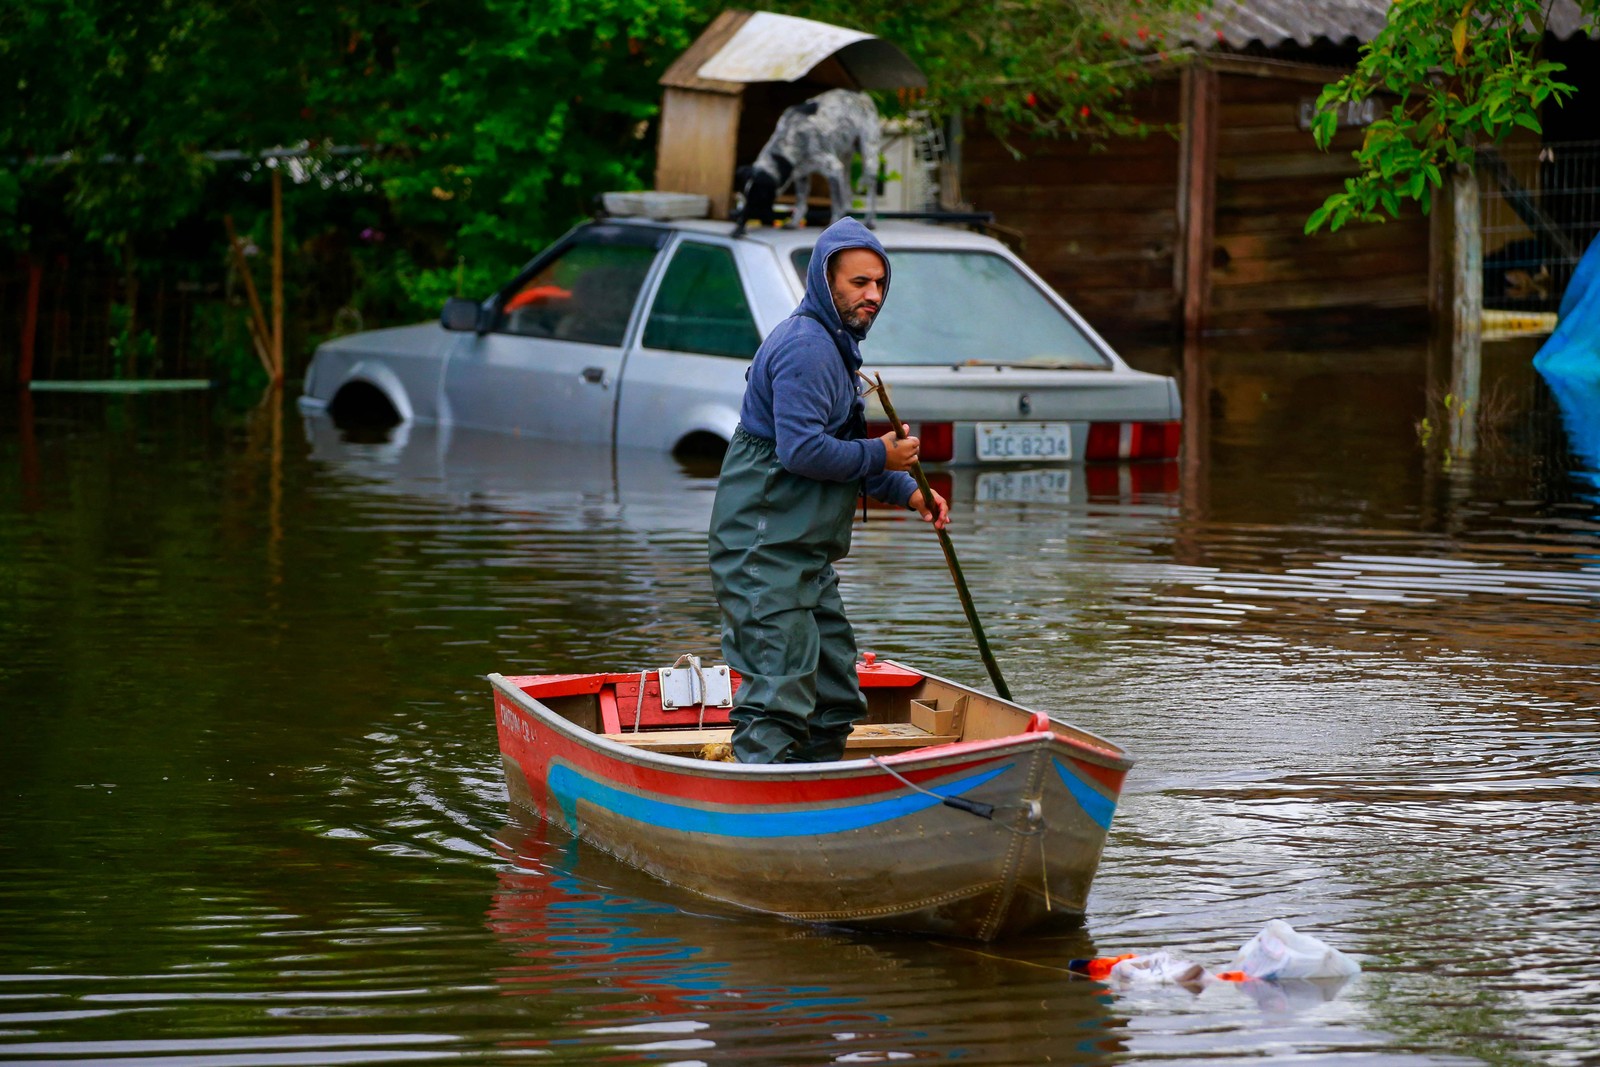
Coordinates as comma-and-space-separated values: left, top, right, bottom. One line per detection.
654, 10, 927, 220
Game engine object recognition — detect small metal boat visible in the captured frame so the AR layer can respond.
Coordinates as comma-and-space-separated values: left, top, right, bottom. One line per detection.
489, 656, 1132, 941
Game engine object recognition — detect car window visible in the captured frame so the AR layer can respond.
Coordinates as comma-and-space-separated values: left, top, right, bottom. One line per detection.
499, 242, 658, 346
790, 249, 1110, 368
642, 242, 762, 360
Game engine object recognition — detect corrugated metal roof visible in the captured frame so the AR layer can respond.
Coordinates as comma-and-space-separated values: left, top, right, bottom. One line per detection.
1196, 0, 1593, 49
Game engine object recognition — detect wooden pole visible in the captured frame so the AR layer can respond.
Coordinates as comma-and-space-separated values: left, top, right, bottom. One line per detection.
1425, 183, 1453, 453
223, 214, 278, 381
865, 373, 1012, 702
271, 166, 285, 385
18, 257, 41, 387
1449, 162, 1482, 457
1176, 62, 1218, 342
1179, 335, 1210, 527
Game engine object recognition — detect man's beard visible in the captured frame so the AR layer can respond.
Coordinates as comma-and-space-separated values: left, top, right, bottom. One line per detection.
840, 301, 878, 331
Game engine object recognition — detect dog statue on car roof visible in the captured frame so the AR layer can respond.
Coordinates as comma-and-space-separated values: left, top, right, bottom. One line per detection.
732, 89, 881, 237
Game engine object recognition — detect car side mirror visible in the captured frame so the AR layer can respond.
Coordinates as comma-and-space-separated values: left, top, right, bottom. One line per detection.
441, 297, 483, 332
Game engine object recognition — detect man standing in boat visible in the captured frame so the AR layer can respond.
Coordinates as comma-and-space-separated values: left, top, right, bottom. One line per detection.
709, 217, 950, 764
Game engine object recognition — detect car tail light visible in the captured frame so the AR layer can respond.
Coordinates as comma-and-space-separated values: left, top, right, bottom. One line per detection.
1085, 423, 1122, 461
1085, 420, 1182, 462
865, 420, 953, 463
918, 422, 954, 463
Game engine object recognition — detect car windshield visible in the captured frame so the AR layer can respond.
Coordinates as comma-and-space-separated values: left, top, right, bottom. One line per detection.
791, 249, 1110, 368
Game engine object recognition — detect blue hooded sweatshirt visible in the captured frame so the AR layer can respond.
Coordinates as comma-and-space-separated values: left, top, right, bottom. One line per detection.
737, 218, 917, 507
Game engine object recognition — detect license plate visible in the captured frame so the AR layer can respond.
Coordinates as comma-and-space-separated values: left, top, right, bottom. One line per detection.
975, 468, 1072, 503
974, 422, 1072, 462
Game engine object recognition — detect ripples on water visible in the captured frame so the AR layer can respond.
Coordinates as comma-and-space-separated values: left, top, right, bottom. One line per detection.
1, 365, 1597, 1065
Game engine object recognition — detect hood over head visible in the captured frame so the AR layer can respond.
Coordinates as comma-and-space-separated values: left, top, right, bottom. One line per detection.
799, 217, 891, 346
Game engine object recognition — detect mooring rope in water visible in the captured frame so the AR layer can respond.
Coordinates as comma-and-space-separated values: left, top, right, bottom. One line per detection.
1039, 820, 1052, 912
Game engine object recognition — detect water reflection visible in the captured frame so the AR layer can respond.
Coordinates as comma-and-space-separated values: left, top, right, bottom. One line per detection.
304, 416, 723, 537
486, 817, 1135, 1064
4, 369, 1599, 1066
482, 817, 1447, 1065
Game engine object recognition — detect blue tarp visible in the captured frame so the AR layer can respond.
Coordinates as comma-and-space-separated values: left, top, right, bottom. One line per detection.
1533, 236, 1600, 492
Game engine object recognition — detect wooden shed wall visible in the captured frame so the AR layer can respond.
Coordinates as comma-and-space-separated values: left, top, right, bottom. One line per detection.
959, 81, 1183, 338
961, 63, 1433, 340
1208, 72, 1430, 330
656, 88, 743, 220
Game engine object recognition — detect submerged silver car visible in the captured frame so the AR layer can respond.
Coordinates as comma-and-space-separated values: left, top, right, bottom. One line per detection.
298, 217, 1181, 465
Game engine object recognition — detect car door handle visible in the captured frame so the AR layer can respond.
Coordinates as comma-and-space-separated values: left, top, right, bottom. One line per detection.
580, 366, 606, 386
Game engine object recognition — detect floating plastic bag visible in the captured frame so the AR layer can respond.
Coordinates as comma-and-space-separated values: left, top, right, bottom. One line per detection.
1106, 950, 1209, 987
1229, 919, 1361, 980
1068, 920, 1360, 999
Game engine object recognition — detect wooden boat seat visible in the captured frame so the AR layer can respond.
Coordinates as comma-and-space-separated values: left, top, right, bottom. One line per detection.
602, 720, 960, 756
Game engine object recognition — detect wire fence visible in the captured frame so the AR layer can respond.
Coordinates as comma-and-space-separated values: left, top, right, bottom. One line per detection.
1474, 141, 1600, 490
1480, 139, 1600, 312
0, 261, 222, 383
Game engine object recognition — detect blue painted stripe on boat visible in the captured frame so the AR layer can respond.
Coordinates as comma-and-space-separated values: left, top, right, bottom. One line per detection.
547, 763, 1012, 838
1052, 759, 1117, 830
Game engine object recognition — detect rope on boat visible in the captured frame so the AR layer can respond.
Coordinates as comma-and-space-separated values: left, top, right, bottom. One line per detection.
868, 755, 1042, 833
632, 669, 649, 732
665, 653, 711, 729
680, 654, 711, 729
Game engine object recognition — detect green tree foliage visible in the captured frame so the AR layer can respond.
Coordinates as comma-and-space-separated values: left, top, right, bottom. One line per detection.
1, 0, 313, 251
3, 0, 702, 316
300, 0, 701, 305
3, 0, 1203, 325
1306, 0, 1593, 233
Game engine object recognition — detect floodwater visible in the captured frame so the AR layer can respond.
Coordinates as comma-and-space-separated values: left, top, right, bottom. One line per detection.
1, 341, 1597, 1066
